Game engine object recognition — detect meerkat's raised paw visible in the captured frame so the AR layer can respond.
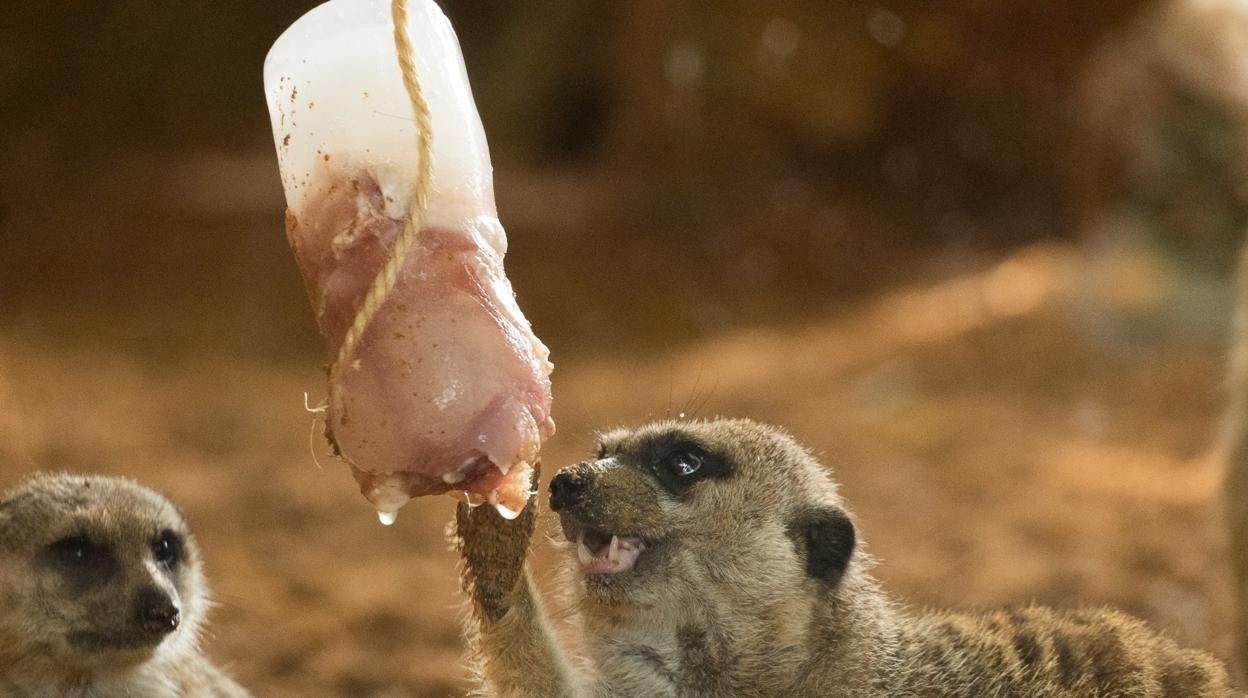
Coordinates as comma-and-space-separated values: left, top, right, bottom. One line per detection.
0, 472, 248, 697
453, 463, 541, 624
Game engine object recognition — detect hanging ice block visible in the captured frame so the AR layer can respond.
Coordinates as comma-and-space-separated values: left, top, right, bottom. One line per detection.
263, 0, 554, 520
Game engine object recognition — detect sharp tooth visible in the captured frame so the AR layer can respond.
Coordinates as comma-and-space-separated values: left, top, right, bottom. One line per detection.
609, 535, 620, 564
577, 533, 592, 567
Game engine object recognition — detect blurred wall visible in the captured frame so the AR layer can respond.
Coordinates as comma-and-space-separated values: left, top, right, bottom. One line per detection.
11, 0, 1236, 360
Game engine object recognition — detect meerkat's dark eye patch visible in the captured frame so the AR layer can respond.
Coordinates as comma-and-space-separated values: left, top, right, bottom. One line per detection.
39, 534, 117, 587
46, 535, 96, 564
151, 530, 183, 568
642, 435, 730, 494
788, 508, 856, 587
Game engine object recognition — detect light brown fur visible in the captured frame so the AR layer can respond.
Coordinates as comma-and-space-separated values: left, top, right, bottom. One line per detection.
455, 418, 1233, 696
1227, 248, 1248, 682
0, 473, 248, 697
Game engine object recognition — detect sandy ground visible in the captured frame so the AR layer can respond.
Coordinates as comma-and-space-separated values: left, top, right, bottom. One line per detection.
0, 243, 1236, 695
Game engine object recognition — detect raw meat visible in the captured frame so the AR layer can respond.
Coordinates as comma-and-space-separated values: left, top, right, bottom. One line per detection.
264, 0, 553, 520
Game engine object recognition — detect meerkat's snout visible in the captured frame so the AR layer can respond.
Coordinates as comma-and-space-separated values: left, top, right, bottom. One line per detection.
548, 467, 592, 511
134, 586, 180, 636
550, 461, 652, 576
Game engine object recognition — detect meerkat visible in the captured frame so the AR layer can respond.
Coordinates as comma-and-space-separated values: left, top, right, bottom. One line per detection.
1227, 248, 1248, 680
0, 473, 249, 697
453, 418, 1234, 696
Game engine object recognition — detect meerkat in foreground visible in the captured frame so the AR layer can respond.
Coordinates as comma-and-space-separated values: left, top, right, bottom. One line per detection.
454, 418, 1233, 696
0, 473, 248, 697
1228, 250, 1248, 680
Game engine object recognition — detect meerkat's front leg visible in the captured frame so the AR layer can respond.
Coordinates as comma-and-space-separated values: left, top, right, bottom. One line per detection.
452, 466, 582, 697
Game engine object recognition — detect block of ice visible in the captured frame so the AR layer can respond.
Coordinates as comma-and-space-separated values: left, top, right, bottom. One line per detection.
264, 0, 554, 520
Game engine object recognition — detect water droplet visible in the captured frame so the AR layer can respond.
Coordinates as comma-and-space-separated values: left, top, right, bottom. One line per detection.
377, 510, 398, 526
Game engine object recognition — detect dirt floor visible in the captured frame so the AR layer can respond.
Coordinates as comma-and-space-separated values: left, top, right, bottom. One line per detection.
0, 242, 1236, 696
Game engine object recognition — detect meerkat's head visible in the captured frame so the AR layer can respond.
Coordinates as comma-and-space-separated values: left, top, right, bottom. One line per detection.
0, 473, 208, 670
550, 418, 858, 607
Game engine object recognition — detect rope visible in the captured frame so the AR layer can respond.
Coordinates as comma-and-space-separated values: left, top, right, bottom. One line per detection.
332, 0, 435, 375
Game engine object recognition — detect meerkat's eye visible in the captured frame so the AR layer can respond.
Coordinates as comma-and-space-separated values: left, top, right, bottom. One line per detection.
658, 445, 712, 488
667, 450, 703, 477
46, 535, 97, 566
152, 530, 183, 567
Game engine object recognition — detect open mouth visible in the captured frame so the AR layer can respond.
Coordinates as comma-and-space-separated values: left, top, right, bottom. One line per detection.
574, 528, 646, 575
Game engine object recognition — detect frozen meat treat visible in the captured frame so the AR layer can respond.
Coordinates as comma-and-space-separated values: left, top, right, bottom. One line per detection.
263, 0, 554, 521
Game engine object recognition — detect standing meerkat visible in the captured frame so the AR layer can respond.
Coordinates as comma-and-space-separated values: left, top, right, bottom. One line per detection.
0, 473, 249, 697
1228, 248, 1248, 680
454, 418, 1234, 696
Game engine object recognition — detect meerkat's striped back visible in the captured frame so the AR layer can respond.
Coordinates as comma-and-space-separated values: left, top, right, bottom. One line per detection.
900, 606, 1232, 697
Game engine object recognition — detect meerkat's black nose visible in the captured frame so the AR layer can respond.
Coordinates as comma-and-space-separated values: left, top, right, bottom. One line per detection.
135, 587, 180, 635
549, 470, 591, 511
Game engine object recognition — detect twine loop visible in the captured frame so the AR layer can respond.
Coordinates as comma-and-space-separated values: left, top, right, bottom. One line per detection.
332, 0, 435, 375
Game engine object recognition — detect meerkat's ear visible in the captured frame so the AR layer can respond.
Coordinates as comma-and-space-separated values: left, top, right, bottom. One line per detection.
789, 508, 856, 586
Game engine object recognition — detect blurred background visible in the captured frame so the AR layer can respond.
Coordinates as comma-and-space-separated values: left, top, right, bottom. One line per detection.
3, 0, 1247, 694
